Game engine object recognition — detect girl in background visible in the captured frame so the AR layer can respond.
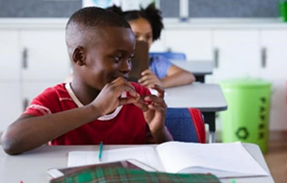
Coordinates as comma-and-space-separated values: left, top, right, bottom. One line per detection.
107, 3, 195, 88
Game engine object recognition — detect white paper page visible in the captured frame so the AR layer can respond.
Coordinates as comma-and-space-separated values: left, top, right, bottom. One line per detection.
68, 146, 164, 171
180, 167, 257, 178
156, 142, 268, 177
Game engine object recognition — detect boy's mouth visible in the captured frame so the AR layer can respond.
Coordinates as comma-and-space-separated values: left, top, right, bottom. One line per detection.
112, 75, 129, 81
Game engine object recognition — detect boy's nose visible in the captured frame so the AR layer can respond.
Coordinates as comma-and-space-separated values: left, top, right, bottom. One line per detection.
119, 59, 131, 74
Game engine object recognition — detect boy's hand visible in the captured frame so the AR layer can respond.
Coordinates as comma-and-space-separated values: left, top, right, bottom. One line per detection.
138, 69, 162, 88
92, 77, 140, 116
134, 84, 166, 134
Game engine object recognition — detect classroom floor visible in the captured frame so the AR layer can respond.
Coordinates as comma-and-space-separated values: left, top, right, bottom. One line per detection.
264, 140, 287, 183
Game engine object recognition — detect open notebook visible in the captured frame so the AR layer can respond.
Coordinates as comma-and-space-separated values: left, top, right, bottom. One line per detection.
48, 160, 156, 178
68, 142, 268, 178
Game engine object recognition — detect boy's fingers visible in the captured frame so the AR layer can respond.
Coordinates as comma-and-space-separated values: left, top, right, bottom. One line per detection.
112, 77, 129, 84
133, 100, 149, 112
149, 84, 165, 98
147, 104, 165, 112
110, 78, 139, 98
125, 88, 140, 98
112, 77, 136, 90
118, 97, 137, 106
144, 95, 166, 106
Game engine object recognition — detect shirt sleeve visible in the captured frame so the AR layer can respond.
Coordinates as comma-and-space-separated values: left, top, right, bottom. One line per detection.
149, 55, 173, 79
23, 87, 59, 117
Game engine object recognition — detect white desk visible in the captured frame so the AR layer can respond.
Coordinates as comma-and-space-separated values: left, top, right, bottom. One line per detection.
165, 83, 227, 143
0, 144, 274, 183
171, 60, 213, 83
165, 83, 227, 112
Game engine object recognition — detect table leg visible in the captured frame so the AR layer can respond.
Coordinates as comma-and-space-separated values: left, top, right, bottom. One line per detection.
209, 132, 215, 144
202, 112, 216, 143
195, 75, 205, 83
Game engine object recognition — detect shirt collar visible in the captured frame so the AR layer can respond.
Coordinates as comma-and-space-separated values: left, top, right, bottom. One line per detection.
65, 82, 126, 121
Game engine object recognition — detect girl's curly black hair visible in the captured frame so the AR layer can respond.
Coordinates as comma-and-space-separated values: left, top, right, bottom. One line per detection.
106, 3, 164, 41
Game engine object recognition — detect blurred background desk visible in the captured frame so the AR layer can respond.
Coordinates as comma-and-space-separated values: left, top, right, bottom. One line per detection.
165, 83, 227, 143
171, 61, 213, 83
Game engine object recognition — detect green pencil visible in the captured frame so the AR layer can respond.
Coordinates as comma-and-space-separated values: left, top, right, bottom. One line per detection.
98, 141, 103, 162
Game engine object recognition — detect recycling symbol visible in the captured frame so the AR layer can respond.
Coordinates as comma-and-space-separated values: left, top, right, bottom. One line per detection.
258, 132, 264, 139
236, 127, 249, 140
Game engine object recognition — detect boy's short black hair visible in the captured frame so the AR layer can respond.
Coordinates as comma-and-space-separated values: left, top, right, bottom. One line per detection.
66, 6, 130, 29
107, 3, 163, 41
65, 6, 131, 56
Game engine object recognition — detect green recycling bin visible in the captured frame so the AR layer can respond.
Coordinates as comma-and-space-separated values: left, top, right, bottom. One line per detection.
220, 78, 271, 153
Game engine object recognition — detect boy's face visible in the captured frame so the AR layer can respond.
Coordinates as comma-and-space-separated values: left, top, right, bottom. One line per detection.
80, 27, 136, 90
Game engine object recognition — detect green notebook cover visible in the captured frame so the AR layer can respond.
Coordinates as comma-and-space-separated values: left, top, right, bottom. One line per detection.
50, 166, 221, 183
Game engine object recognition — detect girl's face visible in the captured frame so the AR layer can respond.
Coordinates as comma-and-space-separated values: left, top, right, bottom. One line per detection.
128, 18, 153, 49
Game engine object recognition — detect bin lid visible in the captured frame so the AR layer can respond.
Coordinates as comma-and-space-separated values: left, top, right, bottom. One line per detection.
220, 78, 271, 89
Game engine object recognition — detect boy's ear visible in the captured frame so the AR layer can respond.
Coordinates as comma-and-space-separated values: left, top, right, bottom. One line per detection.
72, 46, 86, 66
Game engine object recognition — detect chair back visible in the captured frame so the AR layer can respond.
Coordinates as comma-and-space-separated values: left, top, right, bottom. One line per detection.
149, 52, 186, 61
165, 108, 206, 143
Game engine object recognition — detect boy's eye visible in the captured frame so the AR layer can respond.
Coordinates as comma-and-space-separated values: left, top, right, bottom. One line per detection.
114, 56, 122, 62
128, 55, 135, 62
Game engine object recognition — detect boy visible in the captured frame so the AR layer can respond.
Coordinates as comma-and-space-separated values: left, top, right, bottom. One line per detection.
1, 7, 172, 155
